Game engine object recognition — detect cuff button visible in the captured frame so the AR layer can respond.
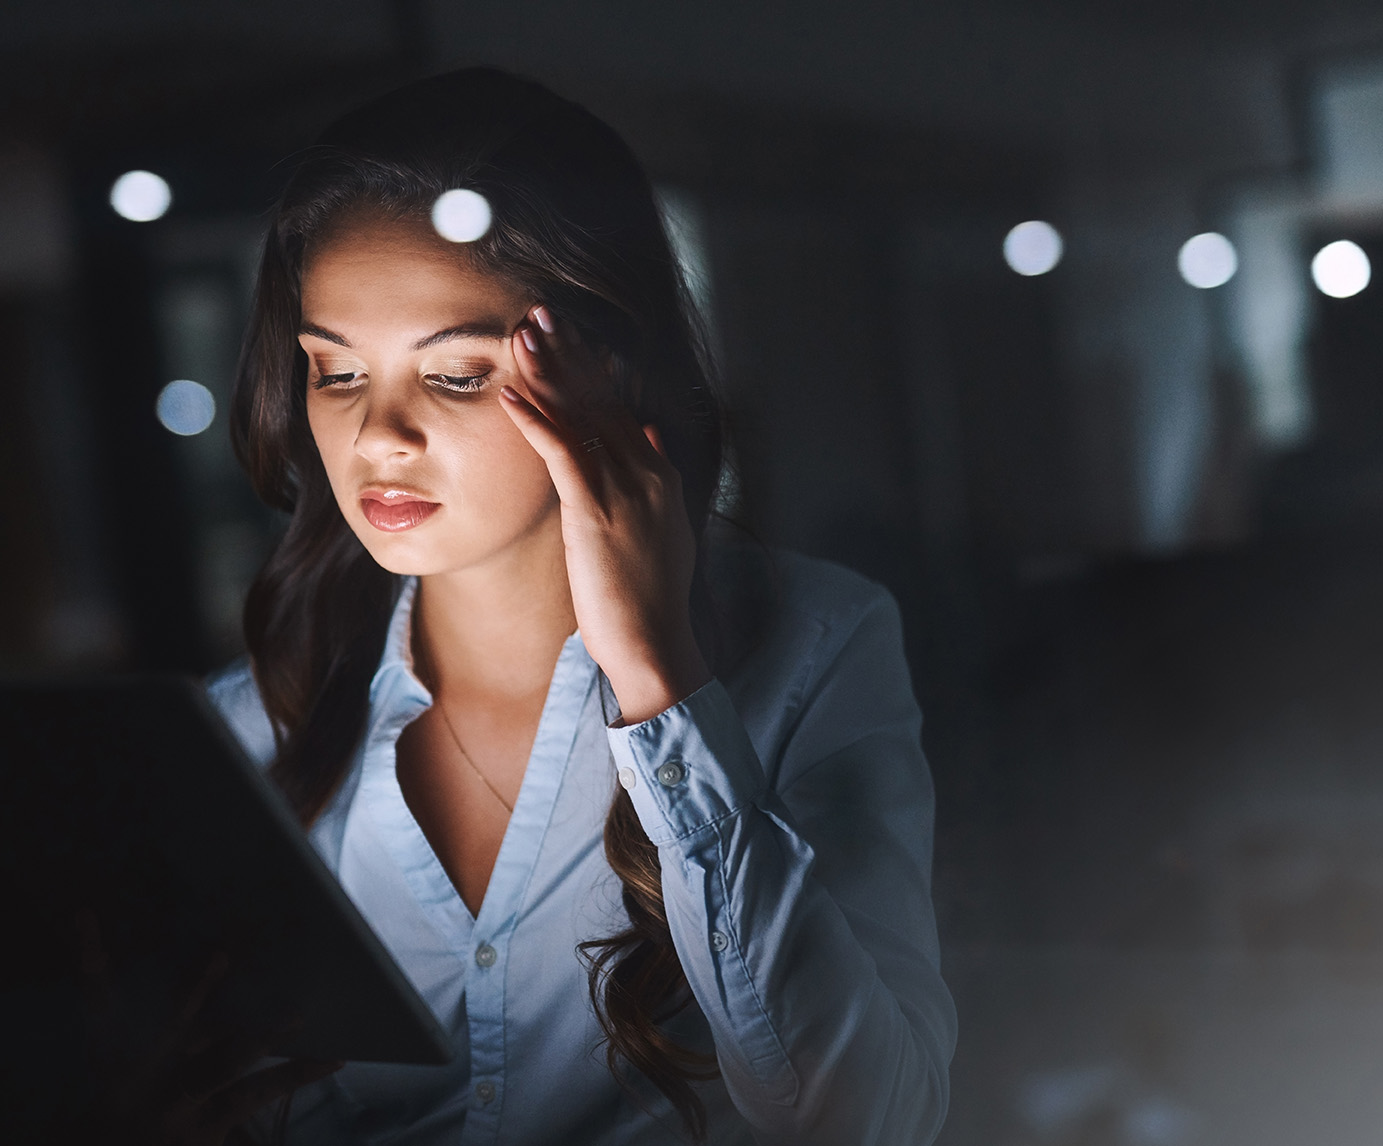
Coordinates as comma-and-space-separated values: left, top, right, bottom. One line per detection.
618, 766, 638, 790
656, 760, 686, 787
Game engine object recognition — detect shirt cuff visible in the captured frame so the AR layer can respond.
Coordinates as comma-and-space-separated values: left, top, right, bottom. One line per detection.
605, 678, 766, 847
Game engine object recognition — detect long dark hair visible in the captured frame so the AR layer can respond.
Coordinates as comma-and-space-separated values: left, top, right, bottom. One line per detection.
230, 68, 723, 1137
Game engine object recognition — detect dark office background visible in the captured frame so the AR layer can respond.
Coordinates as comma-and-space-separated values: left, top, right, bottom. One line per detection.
8, 1, 1383, 1142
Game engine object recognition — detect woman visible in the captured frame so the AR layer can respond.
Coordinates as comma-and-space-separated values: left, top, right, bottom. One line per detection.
207, 67, 955, 1144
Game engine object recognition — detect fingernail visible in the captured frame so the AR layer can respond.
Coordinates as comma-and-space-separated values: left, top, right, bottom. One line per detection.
500, 385, 522, 402
520, 328, 538, 353
534, 305, 555, 334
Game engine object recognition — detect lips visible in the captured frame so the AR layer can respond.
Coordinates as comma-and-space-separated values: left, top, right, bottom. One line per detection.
359, 490, 441, 533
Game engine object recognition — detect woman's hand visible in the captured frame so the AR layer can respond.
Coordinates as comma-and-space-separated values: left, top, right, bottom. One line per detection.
501, 304, 710, 725
62, 914, 343, 1146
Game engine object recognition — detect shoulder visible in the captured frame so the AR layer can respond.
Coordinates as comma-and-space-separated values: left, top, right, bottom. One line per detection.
767, 548, 901, 633
701, 535, 915, 768
204, 657, 278, 768
704, 534, 904, 670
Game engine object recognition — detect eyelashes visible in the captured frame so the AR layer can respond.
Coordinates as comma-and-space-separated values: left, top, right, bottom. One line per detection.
312, 371, 361, 390
425, 372, 489, 394
310, 370, 491, 393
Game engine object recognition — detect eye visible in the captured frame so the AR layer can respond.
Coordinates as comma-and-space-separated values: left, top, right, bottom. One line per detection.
425, 371, 489, 394
312, 371, 363, 391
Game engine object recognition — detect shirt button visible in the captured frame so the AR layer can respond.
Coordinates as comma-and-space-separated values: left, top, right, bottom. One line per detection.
475, 1080, 496, 1104
656, 759, 685, 787
475, 944, 497, 968
710, 930, 729, 952
618, 766, 638, 791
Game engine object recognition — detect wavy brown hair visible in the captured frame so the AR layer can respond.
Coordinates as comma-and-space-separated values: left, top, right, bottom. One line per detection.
230, 68, 723, 1137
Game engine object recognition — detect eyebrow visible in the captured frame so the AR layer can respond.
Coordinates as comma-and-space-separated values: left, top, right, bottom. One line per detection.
298, 321, 511, 350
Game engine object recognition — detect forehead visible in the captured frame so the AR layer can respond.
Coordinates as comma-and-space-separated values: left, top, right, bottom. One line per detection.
300, 214, 526, 329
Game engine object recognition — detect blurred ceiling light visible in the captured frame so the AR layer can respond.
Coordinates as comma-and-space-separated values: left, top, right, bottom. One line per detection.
431, 189, 492, 242
1177, 232, 1238, 289
110, 170, 172, 222
1003, 220, 1063, 276
1311, 239, 1371, 298
156, 379, 215, 436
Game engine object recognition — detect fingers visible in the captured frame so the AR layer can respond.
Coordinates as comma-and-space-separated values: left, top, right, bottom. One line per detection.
499, 386, 592, 506
511, 306, 669, 474
175, 1025, 278, 1106
180, 953, 230, 1020
513, 307, 650, 449
202, 1057, 344, 1134
171, 950, 231, 1049
513, 306, 605, 424
63, 922, 322, 1145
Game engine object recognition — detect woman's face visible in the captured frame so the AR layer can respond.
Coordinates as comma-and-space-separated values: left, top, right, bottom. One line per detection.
299, 213, 557, 578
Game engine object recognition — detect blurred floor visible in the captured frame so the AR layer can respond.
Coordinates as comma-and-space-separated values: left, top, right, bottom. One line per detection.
944, 947, 1383, 1146
934, 530, 1383, 1146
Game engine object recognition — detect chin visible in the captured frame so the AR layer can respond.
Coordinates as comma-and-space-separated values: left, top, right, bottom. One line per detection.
363, 551, 435, 576
348, 522, 452, 577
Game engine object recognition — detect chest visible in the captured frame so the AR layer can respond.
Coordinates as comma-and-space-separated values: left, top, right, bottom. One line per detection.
394, 701, 539, 916
327, 688, 645, 1138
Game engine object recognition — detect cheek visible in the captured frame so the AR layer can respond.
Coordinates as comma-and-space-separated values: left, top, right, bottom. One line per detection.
305, 403, 352, 491
451, 410, 555, 511
494, 414, 554, 487
305, 400, 340, 458
305, 400, 328, 454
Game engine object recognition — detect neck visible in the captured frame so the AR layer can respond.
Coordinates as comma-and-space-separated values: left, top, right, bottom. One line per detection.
412, 531, 578, 703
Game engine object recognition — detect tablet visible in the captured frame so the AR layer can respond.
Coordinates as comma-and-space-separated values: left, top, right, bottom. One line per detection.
0, 675, 453, 1067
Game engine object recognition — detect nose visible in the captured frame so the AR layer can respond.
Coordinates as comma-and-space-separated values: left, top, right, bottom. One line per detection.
353, 379, 427, 464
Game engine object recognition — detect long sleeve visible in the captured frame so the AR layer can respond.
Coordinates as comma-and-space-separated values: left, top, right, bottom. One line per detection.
606, 577, 956, 1145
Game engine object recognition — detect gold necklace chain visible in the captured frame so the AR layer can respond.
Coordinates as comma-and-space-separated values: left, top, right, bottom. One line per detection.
432, 699, 515, 814
414, 631, 515, 815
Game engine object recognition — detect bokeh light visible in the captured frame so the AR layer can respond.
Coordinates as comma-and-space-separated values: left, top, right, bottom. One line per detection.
1311, 240, 1371, 299
1003, 220, 1064, 276
1177, 232, 1238, 289
431, 189, 492, 242
110, 170, 172, 222
156, 380, 216, 436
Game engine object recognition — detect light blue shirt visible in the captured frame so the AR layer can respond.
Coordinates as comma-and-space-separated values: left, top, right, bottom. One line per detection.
207, 549, 956, 1145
